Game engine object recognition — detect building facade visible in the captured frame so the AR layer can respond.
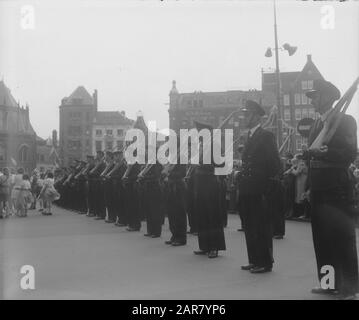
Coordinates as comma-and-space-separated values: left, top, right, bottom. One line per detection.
168, 54, 325, 156
168, 81, 270, 158
262, 54, 324, 153
36, 130, 60, 172
59, 86, 97, 166
59, 86, 134, 165
0, 80, 37, 173
92, 111, 133, 152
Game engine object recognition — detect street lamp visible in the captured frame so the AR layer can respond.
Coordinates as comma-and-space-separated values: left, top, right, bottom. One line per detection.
265, 0, 297, 148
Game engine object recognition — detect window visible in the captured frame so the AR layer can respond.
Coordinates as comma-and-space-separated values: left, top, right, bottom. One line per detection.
302, 137, 308, 149
68, 140, 81, 150
283, 94, 290, 106
68, 126, 82, 136
0, 145, 5, 161
187, 100, 192, 108
296, 137, 302, 151
308, 80, 313, 89
302, 108, 309, 119
106, 130, 113, 136
199, 100, 204, 108
69, 111, 81, 118
2, 112, 8, 130
193, 100, 198, 108
95, 129, 102, 136
301, 81, 308, 90
95, 141, 102, 151
117, 129, 123, 136
301, 93, 308, 105
295, 108, 301, 120
116, 140, 123, 150
284, 109, 291, 121
294, 93, 301, 105
106, 141, 113, 150
309, 108, 316, 119
18, 145, 29, 162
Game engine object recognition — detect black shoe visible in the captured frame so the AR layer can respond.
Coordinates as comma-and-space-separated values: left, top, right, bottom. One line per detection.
172, 241, 186, 246
208, 250, 218, 258
237, 228, 244, 232
151, 234, 160, 238
105, 219, 115, 223
165, 240, 173, 245
250, 266, 272, 274
126, 227, 140, 232
86, 213, 95, 217
115, 222, 127, 227
94, 216, 104, 220
311, 287, 339, 295
273, 235, 284, 240
241, 264, 255, 271
144, 233, 152, 237
193, 250, 207, 255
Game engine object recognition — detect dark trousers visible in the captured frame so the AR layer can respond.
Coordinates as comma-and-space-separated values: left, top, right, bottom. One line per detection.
167, 179, 187, 243
186, 180, 198, 233
94, 180, 106, 218
114, 180, 126, 224
104, 179, 116, 221
239, 194, 273, 268
144, 180, 163, 236
124, 181, 141, 230
311, 191, 358, 295
88, 180, 96, 215
195, 174, 226, 252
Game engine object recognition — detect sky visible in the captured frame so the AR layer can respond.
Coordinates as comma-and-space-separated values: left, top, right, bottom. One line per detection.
0, 0, 358, 139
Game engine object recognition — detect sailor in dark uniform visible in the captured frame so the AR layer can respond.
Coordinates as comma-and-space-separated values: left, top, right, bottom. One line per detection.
304, 79, 358, 299
101, 151, 116, 223
90, 150, 106, 220
164, 161, 187, 246
122, 160, 142, 232
192, 121, 226, 259
107, 150, 127, 227
139, 159, 163, 238
238, 100, 281, 273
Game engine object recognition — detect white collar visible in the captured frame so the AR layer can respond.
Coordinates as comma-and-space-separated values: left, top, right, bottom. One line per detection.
249, 124, 261, 137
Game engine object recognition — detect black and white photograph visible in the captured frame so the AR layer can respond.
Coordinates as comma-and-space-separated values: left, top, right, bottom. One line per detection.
0, 0, 358, 304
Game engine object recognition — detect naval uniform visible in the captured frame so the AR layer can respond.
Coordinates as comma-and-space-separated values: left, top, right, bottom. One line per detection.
307, 113, 358, 295
238, 126, 280, 269
194, 163, 226, 253
166, 164, 187, 244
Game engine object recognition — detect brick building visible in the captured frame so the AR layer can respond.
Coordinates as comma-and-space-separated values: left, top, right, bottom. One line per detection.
168, 81, 271, 158
168, 54, 325, 156
93, 111, 133, 152
59, 86, 134, 165
0, 80, 37, 173
262, 54, 324, 153
59, 86, 97, 166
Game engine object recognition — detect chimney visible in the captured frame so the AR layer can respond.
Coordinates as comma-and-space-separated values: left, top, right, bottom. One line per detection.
93, 89, 98, 112
307, 54, 312, 62
52, 130, 58, 148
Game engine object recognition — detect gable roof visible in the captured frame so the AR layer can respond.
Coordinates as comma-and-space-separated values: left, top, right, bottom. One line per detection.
0, 80, 18, 107
94, 111, 134, 126
62, 86, 94, 105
